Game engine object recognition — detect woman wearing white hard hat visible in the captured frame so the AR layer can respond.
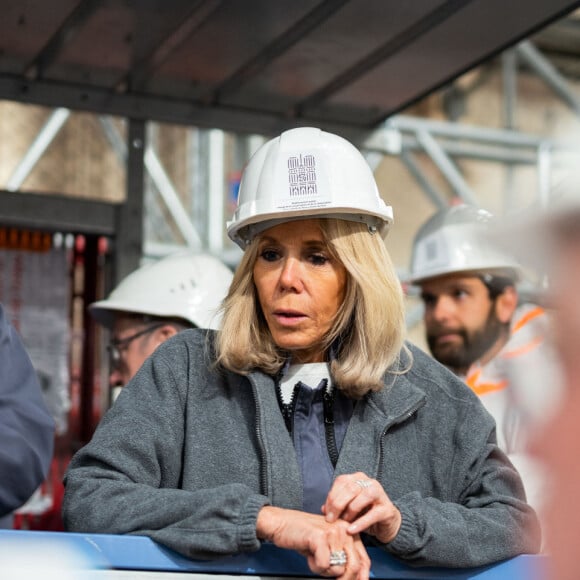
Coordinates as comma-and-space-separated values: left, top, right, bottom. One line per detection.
63, 127, 539, 575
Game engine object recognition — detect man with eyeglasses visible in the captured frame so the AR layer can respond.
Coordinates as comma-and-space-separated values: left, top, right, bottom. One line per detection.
90, 251, 233, 399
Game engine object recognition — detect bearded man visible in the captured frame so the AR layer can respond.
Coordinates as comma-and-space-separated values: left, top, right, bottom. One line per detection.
408, 204, 562, 519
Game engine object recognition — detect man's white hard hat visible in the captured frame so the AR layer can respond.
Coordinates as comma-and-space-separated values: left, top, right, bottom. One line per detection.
408, 204, 521, 285
89, 251, 233, 330
227, 127, 393, 248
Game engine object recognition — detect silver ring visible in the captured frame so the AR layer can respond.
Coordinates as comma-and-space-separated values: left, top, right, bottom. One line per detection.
329, 550, 347, 566
355, 479, 372, 489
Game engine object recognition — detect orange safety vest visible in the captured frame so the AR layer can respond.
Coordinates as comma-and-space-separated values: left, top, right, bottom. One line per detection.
466, 305, 546, 397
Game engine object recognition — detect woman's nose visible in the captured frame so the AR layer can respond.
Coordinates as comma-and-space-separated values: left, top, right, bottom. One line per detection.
279, 257, 303, 291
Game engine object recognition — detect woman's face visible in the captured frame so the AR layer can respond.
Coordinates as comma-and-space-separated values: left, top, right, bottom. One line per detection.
253, 219, 347, 363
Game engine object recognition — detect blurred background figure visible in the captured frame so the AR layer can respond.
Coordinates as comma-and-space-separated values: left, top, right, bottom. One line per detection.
89, 251, 233, 398
407, 204, 562, 515
0, 531, 106, 580
491, 184, 580, 580
0, 303, 55, 529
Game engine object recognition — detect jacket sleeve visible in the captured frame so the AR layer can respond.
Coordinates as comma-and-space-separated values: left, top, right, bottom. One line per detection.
62, 337, 270, 560
384, 397, 542, 567
0, 304, 55, 517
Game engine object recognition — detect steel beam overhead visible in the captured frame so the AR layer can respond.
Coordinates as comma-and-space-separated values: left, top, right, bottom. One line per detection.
0, 190, 116, 235
2, 0, 577, 134
23, 0, 102, 79
516, 40, 580, 116
415, 129, 478, 205
209, 0, 350, 104
207, 129, 225, 254
502, 50, 518, 130
119, 0, 223, 92
97, 116, 203, 250
296, 0, 476, 115
6, 108, 70, 191
402, 138, 539, 165
144, 149, 203, 249
386, 115, 547, 148
400, 150, 448, 210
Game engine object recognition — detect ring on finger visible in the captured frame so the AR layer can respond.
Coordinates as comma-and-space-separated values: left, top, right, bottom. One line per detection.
329, 550, 347, 566
355, 479, 372, 489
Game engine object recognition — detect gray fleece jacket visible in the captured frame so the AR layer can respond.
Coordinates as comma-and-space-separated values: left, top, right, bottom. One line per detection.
62, 329, 540, 568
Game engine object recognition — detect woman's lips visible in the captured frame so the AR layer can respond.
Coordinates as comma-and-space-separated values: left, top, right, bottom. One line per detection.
272, 310, 307, 326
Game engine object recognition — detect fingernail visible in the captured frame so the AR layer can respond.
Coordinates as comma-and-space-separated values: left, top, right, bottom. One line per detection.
326, 512, 334, 522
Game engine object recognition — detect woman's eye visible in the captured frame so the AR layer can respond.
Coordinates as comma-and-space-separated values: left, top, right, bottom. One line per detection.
260, 249, 279, 262
309, 253, 329, 266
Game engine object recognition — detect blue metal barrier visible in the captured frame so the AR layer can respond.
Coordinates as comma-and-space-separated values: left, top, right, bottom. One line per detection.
0, 530, 548, 579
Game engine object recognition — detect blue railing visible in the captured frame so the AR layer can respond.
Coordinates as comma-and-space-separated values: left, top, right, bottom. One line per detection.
0, 530, 548, 579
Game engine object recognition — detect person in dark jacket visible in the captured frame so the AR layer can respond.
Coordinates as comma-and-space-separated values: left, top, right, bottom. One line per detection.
63, 127, 540, 578
0, 303, 55, 528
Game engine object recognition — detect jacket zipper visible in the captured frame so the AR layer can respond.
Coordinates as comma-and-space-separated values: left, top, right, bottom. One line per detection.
276, 377, 338, 469
251, 379, 269, 496
275, 381, 299, 436
323, 383, 339, 468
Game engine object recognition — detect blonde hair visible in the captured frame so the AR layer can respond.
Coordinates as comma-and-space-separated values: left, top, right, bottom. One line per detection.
215, 218, 408, 397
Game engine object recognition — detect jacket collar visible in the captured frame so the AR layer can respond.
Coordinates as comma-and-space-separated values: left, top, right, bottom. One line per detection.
245, 352, 427, 489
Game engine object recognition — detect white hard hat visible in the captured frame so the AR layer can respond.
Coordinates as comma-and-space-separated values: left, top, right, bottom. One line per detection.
227, 127, 393, 248
89, 251, 233, 330
408, 204, 521, 285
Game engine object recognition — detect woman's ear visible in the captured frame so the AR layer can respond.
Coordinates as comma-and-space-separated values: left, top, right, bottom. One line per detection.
495, 286, 518, 323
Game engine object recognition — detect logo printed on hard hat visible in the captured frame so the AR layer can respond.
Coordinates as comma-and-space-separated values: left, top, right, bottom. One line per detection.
288, 154, 317, 197
415, 231, 450, 272
274, 150, 331, 211
425, 238, 438, 262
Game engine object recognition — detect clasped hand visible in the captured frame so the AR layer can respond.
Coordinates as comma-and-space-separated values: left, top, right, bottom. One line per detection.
256, 472, 401, 580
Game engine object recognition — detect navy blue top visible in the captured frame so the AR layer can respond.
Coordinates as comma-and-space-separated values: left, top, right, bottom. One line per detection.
292, 380, 354, 513
278, 363, 354, 514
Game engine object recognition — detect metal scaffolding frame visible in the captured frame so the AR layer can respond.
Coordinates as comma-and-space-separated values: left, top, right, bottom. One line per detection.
2, 40, 580, 287
362, 41, 580, 216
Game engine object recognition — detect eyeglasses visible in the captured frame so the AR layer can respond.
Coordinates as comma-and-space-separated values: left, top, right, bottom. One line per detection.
107, 323, 165, 368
